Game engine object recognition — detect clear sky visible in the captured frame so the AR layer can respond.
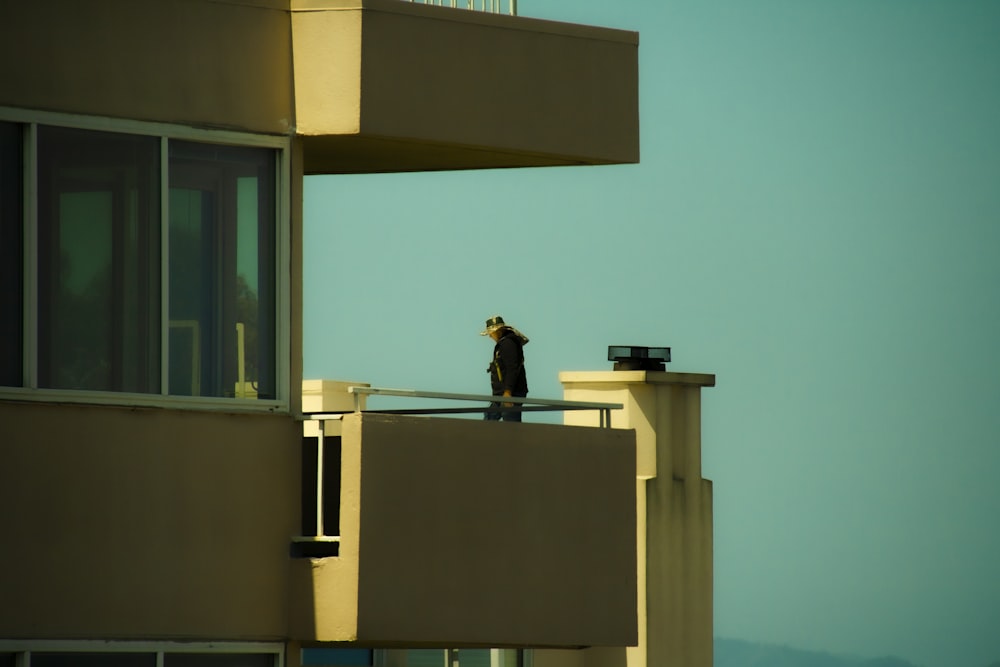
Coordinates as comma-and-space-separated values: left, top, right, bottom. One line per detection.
302, 2, 1000, 666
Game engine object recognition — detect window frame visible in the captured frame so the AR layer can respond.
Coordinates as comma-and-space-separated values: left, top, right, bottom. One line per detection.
0, 106, 291, 412
0, 640, 285, 667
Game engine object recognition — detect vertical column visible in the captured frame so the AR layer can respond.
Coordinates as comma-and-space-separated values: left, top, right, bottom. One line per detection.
560, 370, 716, 667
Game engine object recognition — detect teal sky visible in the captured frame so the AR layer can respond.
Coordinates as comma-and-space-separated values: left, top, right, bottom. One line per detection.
303, 2, 1000, 666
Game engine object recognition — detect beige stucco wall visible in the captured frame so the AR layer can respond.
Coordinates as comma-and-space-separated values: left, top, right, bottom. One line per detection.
0, 400, 637, 648
288, 416, 363, 642
559, 371, 715, 667
292, 0, 639, 172
291, 412, 638, 648
0, 0, 294, 134
2, 0, 637, 173
291, 4, 363, 137
0, 401, 301, 640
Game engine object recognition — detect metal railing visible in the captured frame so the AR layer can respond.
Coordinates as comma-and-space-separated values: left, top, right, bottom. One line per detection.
345, 385, 621, 427
401, 0, 517, 16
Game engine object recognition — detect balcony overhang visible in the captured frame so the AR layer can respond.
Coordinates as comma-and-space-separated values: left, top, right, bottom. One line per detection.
291, 0, 639, 173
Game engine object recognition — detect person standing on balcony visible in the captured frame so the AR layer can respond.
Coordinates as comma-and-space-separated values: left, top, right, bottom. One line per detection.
481, 315, 529, 421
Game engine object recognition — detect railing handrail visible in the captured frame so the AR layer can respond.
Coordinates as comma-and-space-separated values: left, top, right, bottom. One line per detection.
349, 386, 620, 427
303, 385, 622, 428
401, 0, 517, 16
350, 386, 618, 409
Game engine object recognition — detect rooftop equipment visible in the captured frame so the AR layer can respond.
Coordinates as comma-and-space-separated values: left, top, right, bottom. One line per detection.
608, 345, 671, 371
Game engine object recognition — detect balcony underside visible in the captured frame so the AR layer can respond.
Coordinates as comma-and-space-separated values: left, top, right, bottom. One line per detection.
292, 0, 640, 174
300, 134, 611, 174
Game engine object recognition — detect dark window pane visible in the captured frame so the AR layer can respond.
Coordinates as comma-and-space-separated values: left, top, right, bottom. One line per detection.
36, 126, 160, 392
455, 651, 490, 667
0, 121, 23, 386
301, 649, 372, 667
502, 650, 524, 667
32, 653, 155, 667
165, 654, 274, 667
404, 651, 445, 667
168, 140, 276, 399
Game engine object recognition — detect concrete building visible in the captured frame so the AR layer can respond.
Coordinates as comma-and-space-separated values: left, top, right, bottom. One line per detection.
0, 2, 712, 666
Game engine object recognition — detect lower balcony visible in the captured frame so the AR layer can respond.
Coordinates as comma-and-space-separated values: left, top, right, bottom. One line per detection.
0, 397, 636, 649
290, 411, 638, 648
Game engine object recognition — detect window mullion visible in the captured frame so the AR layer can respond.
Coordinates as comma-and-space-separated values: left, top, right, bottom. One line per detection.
23, 122, 38, 389
160, 136, 170, 396
277, 144, 290, 406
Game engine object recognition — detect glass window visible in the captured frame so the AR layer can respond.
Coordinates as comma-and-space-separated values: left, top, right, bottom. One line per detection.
0, 121, 22, 387
36, 126, 161, 392
3, 118, 282, 405
301, 649, 373, 667
164, 654, 275, 667
168, 141, 276, 399
453, 651, 490, 667
404, 651, 447, 667
499, 650, 526, 667
32, 654, 156, 667
396, 651, 520, 667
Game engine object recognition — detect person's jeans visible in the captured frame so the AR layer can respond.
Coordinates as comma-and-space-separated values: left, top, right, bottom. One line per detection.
484, 393, 526, 422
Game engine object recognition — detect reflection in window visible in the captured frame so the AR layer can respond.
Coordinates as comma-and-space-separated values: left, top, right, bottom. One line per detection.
164, 654, 275, 667
404, 651, 446, 667
0, 122, 22, 386
168, 141, 276, 399
37, 126, 160, 392
32, 654, 156, 667
401, 650, 524, 667
301, 649, 373, 667
5, 121, 280, 403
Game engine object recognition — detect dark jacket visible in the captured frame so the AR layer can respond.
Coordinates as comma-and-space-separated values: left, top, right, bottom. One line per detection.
489, 329, 528, 396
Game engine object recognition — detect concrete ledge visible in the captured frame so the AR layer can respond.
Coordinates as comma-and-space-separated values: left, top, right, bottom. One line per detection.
560, 370, 717, 388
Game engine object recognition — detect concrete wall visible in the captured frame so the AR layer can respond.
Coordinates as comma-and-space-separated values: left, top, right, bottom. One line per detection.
0, 0, 294, 134
1, 401, 637, 648
292, 0, 639, 172
1, 0, 638, 173
0, 401, 301, 640
559, 371, 715, 667
291, 412, 638, 648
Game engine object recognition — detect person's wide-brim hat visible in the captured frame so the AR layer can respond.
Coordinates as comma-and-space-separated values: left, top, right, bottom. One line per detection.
480, 315, 508, 336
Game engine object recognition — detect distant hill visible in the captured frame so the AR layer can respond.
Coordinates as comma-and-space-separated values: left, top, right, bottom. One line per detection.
714, 637, 924, 667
